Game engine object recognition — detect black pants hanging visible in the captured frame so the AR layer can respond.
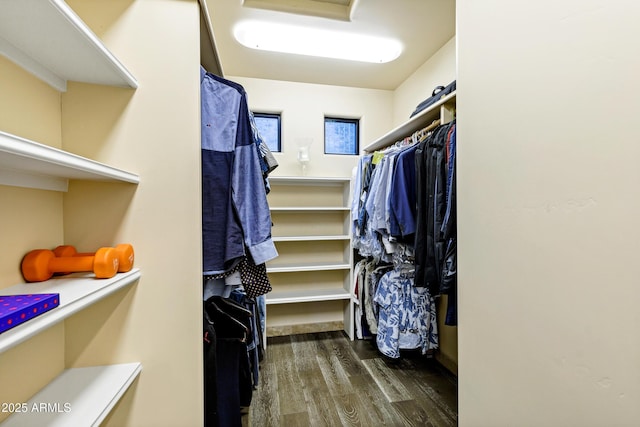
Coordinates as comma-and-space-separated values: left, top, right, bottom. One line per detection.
203, 299, 252, 427
203, 311, 218, 427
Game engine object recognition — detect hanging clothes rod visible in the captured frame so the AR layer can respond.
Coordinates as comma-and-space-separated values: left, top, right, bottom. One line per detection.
412, 119, 442, 142
423, 119, 442, 133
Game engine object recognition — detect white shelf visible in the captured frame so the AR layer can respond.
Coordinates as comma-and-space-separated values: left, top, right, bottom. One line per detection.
363, 91, 456, 152
270, 207, 349, 212
273, 235, 350, 242
0, 363, 142, 427
269, 176, 351, 186
265, 176, 354, 339
0, 0, 137, 92
0, 269, 141, 355
266, 288, 352, 305
0, 130, 140, 192
267, 262, 350, 274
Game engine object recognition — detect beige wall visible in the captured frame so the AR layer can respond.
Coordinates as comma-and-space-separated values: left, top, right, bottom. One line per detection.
227, 76, 394, 177
393, 36, 456, 126
0, 0, 204, 426
0, 56, 66, 424
458, 1, 640, 425
63, 1, 203, 426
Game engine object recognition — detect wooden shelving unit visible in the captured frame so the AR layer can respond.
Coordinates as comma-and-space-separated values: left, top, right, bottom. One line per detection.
266, 176, 355, 338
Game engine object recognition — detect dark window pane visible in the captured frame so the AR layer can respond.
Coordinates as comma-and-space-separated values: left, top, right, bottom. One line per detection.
325, 117, 358, 155
254, 113, 281, 152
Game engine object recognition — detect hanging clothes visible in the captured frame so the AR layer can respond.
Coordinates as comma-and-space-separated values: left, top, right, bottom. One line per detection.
351, 120, 458, 356
203, 299, 250, 427
440, 123, 457, 325
353, 258, 394, 339
414, 123, 451, 294
200, 66, 275, 427
389, 143, 419, 241
203, 293, 267, 427
374, 266, 438, 359
200, 67, 278, 277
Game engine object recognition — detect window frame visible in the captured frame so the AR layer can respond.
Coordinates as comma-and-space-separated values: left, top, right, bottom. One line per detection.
253, 112, 282, 153
324, 116, 360, 156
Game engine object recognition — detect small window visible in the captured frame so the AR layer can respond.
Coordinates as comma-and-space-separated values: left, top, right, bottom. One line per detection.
324, 117, 359, 155
253, 112, 281, 152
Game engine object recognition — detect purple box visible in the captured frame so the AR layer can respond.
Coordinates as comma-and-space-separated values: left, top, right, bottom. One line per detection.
0, 294, 60, 334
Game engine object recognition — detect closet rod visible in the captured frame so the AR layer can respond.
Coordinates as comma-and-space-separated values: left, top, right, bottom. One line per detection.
198, 0, 224, 76
375, 119, 441, 153
421, 119, 442, 135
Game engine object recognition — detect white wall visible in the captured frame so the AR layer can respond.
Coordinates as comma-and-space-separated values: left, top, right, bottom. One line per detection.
393, 37, 456, 126
228, 76, 394, 177
458, 1, 640, 426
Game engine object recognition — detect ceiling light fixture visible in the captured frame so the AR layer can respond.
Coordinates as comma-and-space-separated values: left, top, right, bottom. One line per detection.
233, 20, 402, 63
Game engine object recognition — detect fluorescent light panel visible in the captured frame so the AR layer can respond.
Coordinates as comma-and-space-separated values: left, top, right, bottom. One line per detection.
234, 20, 402, 63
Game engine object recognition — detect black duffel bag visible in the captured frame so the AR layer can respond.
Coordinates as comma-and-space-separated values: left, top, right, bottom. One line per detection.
410, 80, 456, 118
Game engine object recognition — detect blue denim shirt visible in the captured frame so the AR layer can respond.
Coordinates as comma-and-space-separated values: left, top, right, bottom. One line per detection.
201, 67, 278, 274
389, 143, 418, 239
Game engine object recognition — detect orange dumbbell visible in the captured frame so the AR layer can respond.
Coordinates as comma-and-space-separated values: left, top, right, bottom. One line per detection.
21, 247, 119, 283
53, 244, 134, 273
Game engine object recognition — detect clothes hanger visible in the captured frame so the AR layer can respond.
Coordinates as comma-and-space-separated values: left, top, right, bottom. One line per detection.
204, 300, 248, 341
423, 119, 441, 135
208, 295, 252, 318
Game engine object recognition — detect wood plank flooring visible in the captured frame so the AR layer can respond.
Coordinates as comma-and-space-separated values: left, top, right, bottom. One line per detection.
243, 331, 458, 426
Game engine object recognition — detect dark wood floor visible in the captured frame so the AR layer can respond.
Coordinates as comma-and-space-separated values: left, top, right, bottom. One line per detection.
243, 331, 458, 426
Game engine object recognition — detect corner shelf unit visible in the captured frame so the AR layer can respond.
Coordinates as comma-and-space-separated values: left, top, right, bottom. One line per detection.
0, 130, 140, 192
0, 0, 142, 423
0, 0, 138, 92
0, 363, 142, 427
266, 176, 354, 339
0, 269, 141, 355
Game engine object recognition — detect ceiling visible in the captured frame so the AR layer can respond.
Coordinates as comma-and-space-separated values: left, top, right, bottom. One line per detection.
204, 0, 455, 90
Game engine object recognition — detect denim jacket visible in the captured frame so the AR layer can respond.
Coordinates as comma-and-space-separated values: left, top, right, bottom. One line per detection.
201, 67, 278, 274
